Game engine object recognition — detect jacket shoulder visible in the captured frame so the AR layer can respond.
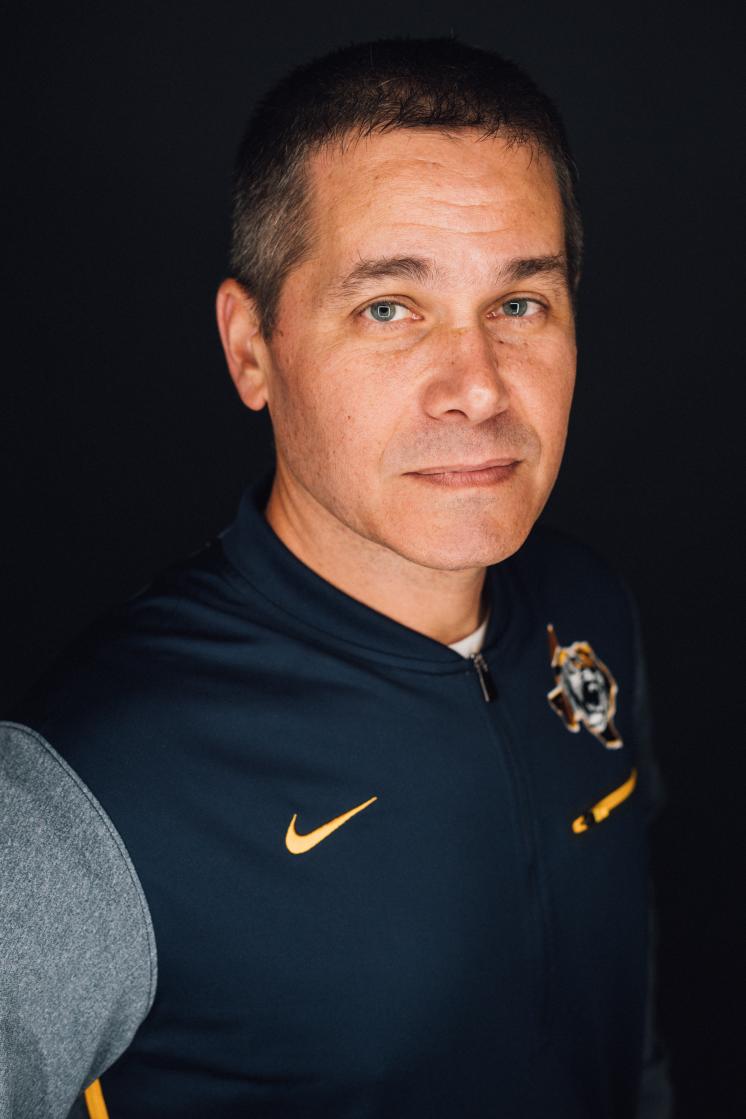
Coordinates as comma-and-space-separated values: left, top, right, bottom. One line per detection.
508, 521, 638, 637
514, 521, 630, 591
8, 538, 255, 769
12, 538, 245, 710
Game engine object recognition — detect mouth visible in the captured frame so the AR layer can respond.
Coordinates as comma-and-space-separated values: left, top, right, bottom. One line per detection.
406, 458, 520, 487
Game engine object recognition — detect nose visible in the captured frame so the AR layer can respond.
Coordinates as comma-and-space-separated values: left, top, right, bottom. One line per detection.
421, 324, 509, 425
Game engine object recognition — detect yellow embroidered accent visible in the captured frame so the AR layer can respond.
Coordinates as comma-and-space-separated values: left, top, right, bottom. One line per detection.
286, 796, 378, 854
84, 1079, 110, 1119
572, 768, 637, 834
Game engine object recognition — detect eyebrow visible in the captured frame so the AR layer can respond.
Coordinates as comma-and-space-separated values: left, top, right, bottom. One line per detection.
326, 253, 568, 303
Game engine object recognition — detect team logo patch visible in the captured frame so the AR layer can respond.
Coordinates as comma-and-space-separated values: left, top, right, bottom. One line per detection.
546, 624, 623, 749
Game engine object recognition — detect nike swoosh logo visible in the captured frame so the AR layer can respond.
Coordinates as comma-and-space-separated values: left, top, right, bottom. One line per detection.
285, 796, 378, 855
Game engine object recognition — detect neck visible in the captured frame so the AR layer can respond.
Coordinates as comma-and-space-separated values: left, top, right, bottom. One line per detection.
264, 468, 488, 646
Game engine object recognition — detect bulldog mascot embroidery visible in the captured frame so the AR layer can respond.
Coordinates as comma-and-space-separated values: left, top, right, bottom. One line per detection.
546, 624, 623, 749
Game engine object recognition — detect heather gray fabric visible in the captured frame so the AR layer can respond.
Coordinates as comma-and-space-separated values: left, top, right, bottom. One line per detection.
0, 722, 157, 1119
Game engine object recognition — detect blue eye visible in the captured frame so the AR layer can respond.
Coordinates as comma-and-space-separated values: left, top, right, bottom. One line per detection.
503, 298, 530, 317
363, 300, 406, 323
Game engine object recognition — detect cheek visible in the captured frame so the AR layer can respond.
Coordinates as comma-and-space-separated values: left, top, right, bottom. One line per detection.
510, 336, 576, 450
270, 344, 400, 473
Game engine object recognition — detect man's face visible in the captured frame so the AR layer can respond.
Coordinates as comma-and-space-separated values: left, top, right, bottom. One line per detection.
259, 128, 576, 570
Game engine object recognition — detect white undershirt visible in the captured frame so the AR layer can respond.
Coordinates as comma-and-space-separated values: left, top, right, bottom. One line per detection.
446, 610, 490, 658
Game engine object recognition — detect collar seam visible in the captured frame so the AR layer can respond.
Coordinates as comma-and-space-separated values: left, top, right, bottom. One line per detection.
219, 549, 472, 673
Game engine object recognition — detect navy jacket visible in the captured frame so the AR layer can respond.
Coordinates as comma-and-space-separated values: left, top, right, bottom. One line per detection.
12, 471, 665, 1118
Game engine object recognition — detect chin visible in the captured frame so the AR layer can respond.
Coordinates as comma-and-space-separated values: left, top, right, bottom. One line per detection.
372, 488, 540, 571
385, 521, 534, 572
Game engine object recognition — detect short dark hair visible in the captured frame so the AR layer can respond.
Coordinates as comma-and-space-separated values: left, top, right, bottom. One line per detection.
230, 36, 583, 339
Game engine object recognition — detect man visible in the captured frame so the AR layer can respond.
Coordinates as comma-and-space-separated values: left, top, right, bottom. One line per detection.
0, 37, 670, 1118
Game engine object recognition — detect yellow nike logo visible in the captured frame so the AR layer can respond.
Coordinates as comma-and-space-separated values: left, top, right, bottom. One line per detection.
285, 796, 378, 855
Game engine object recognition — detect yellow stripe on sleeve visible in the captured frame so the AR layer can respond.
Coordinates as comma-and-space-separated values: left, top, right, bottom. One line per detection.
84, 1078, 110, 1119
572, 768, 637, 834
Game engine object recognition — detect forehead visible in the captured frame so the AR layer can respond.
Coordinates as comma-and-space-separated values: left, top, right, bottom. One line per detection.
304, 128, 564, 272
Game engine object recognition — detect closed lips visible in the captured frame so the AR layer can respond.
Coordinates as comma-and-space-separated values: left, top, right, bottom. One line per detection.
413, 458, 518, 474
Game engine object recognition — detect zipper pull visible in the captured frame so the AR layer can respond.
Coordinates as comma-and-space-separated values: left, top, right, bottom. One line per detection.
470, 652, 496, 703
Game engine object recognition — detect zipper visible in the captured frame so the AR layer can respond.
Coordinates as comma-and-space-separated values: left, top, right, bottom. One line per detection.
470, 651, 497, 702
467, 651, 552, 1043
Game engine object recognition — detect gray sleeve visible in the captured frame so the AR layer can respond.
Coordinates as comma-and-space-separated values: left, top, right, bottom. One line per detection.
0, 722, 157, 1119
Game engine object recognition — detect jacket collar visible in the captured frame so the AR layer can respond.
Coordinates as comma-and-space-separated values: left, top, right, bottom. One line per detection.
219, 469, 516, 669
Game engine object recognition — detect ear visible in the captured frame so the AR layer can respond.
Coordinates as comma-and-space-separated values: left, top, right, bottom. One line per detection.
215, 279, 271, 411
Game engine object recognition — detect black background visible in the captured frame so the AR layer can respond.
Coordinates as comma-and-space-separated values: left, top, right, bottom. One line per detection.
2, 3, 742, 1115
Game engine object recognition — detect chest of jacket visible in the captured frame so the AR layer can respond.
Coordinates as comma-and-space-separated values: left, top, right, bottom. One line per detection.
93, 616, 647, 1118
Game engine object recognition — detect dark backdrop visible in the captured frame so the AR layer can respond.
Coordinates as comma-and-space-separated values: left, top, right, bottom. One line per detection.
2, 4, 742, 1116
